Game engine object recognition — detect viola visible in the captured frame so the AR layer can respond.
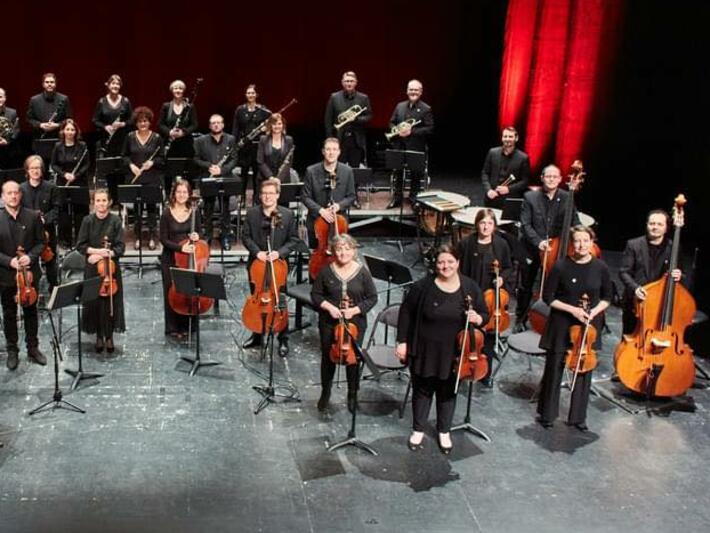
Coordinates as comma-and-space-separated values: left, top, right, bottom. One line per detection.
614, 195, 696, 398
565, 294, 598, 392
308, 171, 348, 279
15, 247, 38, 308
40, 230, 54, 263
454, 295, 488, 393
168, 201, 214, 316
97, 235, 119, 317
483, 259, 510, 334
329, 282, 359, 365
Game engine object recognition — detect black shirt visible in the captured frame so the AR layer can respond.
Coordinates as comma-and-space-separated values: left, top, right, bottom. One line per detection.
193, 133, 238, 178
27, 92, 73, 135
232, 104, 270, 146
50, 142, 89, 185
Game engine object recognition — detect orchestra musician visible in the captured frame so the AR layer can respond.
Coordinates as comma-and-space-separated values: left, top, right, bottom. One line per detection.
76, 189, 125, 353
193, 114, 238, 250
50, 119, 90, 246
0, 88, 20, 169
232, 85, 271, 202
536, 225, 612, 432
618, 209, 683, 335
387, 79, 434, 208
517, 164, 579, 329
159, 80, 198, 159
159, 178, 203, 339
122, 106, 164, 250
481, 126, 530, 209
457, 209, 513, 387
27, 72, 72, 139
242, 178, 302, 356
256, 113, 295, 183
396, 245, 488, 453
20, 155, 60, 291
311, 234, 378, 413
302, 138, 356, 249
0, 180, 47, 370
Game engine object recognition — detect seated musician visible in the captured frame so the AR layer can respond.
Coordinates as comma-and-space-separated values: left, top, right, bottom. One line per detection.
232, 85, 271, 202
517, 164, 579, 329
0, 87, 21, 168
618, 209, 682, 335
256, 113, 295, 184
0, 180, 46, 370
481, 126, 530, 209
27, 72, 73, 140
242, 178, 302, 356
302, 138, 356, 251
193, 114, 238, 250
396, 245, 488, 454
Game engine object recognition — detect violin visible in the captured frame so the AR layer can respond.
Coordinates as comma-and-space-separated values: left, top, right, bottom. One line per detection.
614, 195, 696, 398
565, 294, 598, 392
329, 281, 359, 365
241, 210, 289, 333
454, 295, 488, 393
483, 259, 510, 334
97, 235, 118, 317
40, 230, 54, 263
15, 247, 38, 308
168, 200, 214, 316
308, 171, 348, 279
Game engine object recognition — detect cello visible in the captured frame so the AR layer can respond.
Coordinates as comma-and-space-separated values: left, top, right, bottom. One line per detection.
308, 171, 348, 279
329, 281, 359, 366
15, 247, 38, 308
241, 211, 289, 334
454, 295, 488, 393
97, 235, 119, 317
614, 195, 696, 398
168, 199, 214, 316
565, 294, 598, 393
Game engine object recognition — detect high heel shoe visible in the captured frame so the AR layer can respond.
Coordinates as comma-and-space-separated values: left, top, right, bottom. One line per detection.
408, 431, 424, 451
438, 432, 453, 455
95, 338, 104, 353
134, 239, 141, 250
148, 238, 156, 250
105, 338, 115, 353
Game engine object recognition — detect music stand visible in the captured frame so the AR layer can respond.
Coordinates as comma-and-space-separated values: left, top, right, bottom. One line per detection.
451, 382, 492, 442
29, 286, 86, 415
32, 138, 58, 164
385, 149, 425, 252
171, 267, 225, 376
57, 186, 90, 246
166, 158, 195, 190
95, 156, 123, 188
277, 182, 303, 207
57, 276, 104, 391
364, 254, 413, 343
0, 168, 26, 186
502, 198, 523, 223
118, 184, 162, 279
352, 168, 374, 207
201, 177, 242, 253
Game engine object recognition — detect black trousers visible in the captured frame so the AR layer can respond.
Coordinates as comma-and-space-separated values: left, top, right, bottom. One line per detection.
537, 350, 593, 425
411, 373, 458, 433
516, 247, 541, 320
319, 323, 361, 392
239, 145, 259, 201
339, 133, 364, 168
1, 284, 39, 349
202, 196, 233, 240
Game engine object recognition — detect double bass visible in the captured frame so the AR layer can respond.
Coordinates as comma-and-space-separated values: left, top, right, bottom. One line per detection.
308, 171, 348, 279
97, 235, 119, 317
15, 247, 38, 308
565, 294, 598, 393
614, 195, 696, 398
454, 295, 488, 393
329, 282, 359, 366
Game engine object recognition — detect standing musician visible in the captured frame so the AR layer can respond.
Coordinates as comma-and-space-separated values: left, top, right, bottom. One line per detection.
618, 209, 683, 335
324, 71, 372, 169
76, 189, 125, 353
0, 180, 47, 370
50, 119, 90, 246
517, 164, 579, 329
20, 155, 60, 292
122, 106, 164, 250
302, 138, 356, 249
311, 234, 378, 413
242, 178, 301, 356
232, 85, 271, 201
159, 178, 203, 340
387, 79, 434, 208
193, 114, 238, 250
93, 74, 134, 157
26, 73, 73, 139
256, 113, 295, 183
159, 80, 199, 159
458, 209, 513, 387
0, 88, 21, 169
481, 126, 530, 209
396, 245, 488, 453
537, 225, 612, 431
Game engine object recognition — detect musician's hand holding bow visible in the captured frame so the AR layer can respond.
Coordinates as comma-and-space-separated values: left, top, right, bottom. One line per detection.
256, 251, 279, 262
10, 255, 30, 270
341, 306, 361, 320
321, 301, 343, 320
466, 309, 483, 326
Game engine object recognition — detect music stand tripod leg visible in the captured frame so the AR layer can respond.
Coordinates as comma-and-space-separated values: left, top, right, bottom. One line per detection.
64, 305, 104, 391
451, 381, 491, 442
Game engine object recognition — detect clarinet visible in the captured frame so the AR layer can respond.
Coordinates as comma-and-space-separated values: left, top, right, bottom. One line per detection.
275, 145, 295, 181
164, 78, 203, 155
40, 100, 64, 139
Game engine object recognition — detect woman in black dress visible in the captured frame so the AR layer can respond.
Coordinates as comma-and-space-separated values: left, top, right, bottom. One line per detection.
458, 208, 513, 386
256, 113, 295, 183
122, 106, 164, 250
537, 225, 612, 431
397, 244, 489, 453
76, 189, 126, 353
158, 79, 198, 159
50, 119, 89, 246
159, 178, 202, 339
311, 234, 378, 413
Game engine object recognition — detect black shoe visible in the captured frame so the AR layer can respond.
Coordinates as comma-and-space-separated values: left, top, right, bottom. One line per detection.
6, 347, 19, 371
106, 338, 115, 353
437, 432, 453, 455
347, 391, 358, 414
574, 422, 588, 432
317, 387, 331, 412
27, 346, 47, 366
242, 334, 262, 349
481, 377, 494, 389
221, 236, 232, 251
408, 431, 425, 451
95, 338, 105, 353
278, 338, 289, 357
536, 417, 553, 429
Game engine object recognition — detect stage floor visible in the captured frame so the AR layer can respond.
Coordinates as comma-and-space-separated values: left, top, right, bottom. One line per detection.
1, 238, 710, 533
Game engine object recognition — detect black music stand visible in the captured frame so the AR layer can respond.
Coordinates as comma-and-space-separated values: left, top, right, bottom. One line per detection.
502, 198, 523, 223
57, 277, 104, 391
364, 254, 414, 343
32, 138, 58, 164
353, 168, 374, 207
29, 288, 86, 415
385, 149, 425, 252
166, 158, 195, 190
57, 186, 90, 246
171, 267, 225, 376
118, 184, 162, 279
95, 156, 123, 188
201, 177, 242, 252
452, 382, 492, 442
0, 168, 25, 185
277, 182, 303, 207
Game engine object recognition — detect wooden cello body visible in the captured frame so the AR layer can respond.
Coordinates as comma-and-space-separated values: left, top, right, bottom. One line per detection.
308, 214, 348, 279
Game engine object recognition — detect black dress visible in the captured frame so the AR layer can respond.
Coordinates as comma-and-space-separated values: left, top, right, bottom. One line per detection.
93, 95, 134, 156
76, 213, 126, 337
121, 131, 164, 233
158, 101, 198, 158
159, 207, 203, 335
50, 141, 90, 244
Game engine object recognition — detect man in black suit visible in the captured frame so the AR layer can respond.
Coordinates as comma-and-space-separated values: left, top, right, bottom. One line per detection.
387, 79, 434, 208
20, 155, 60, 291
517, 164, 579, 326
0, 88, 21, 169
0, 180, 47, 370
481, 126, 530, 209
26, 73, 72, 139
302, 138, 356, 249
242, 178, 302, 356
618, 210, 682, 334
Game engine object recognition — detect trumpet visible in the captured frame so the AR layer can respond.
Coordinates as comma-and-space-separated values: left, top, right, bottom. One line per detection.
334, 105, 367, 130
385, 118, 421, 141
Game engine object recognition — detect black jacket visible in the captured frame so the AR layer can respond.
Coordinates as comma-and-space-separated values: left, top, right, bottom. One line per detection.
520, 188, 579, 249
256, 134, 295, 181
480, 146, 530, 197
388, 100, 434, 152
324, 90, 372, 148
0, 106, 20, 142
0, 207, 44, 287
242, 205, 301, 261
458, 233, 514, 292
20, 180, 60, 227
619, 235, 674, 299
302, 162, 356, 226
27, 92, 72, 136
